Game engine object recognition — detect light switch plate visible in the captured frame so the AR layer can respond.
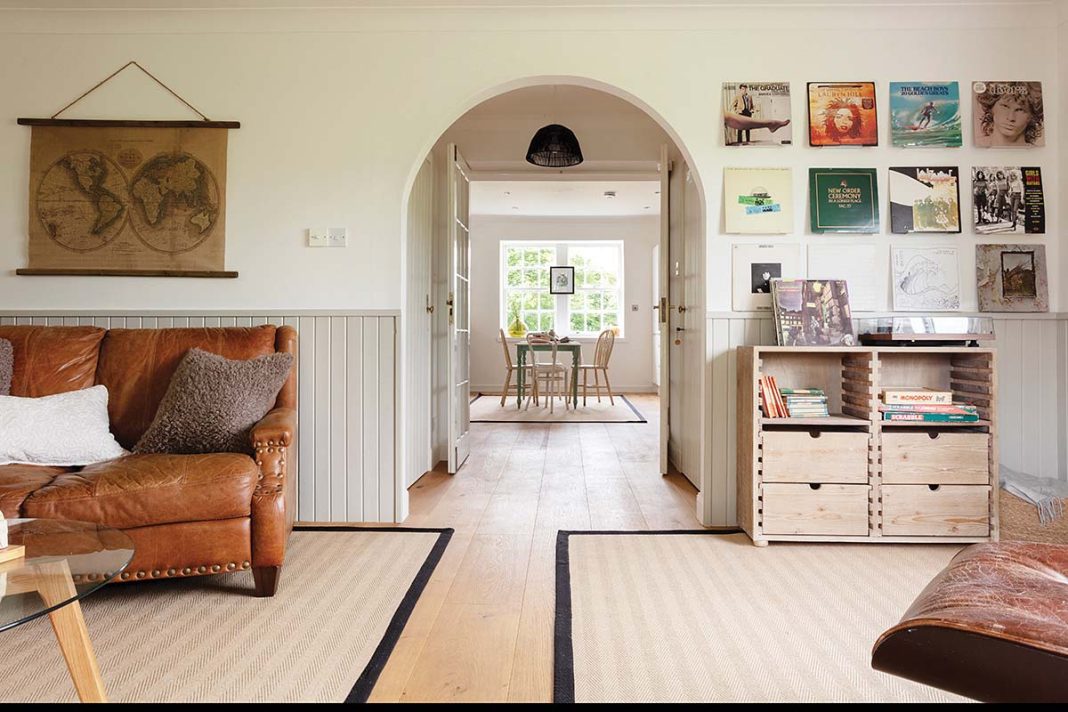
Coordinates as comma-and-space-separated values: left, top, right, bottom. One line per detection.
308, 228, 329, 247
327, 227, 348, 247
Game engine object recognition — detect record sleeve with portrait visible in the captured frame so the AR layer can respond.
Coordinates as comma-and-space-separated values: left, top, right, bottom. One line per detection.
971, 166, 1044, 235
807, 82, 878, 146
722, 82, 792, 146
972, 81, 1044, 148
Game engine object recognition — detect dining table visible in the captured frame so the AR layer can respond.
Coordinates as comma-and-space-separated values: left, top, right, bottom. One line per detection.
515, 341, 582, 408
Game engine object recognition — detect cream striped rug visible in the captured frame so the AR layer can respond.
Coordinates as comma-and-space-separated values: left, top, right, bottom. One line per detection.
556, 531, 967, 703
471, 393, 646, 423
0, 527, 450, 703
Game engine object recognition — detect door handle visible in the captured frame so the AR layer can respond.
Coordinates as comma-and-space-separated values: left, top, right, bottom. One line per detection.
426, 295, 435, 314
446, 293, 455, 323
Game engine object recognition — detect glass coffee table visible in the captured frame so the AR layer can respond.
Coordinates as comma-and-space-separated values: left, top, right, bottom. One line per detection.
0, 518, 134, 703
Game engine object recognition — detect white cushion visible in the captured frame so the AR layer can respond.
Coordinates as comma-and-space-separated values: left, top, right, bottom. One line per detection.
0, 385, 127, 466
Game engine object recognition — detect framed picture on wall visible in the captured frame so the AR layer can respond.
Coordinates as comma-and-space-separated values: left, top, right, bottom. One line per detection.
549, 266, 575, 294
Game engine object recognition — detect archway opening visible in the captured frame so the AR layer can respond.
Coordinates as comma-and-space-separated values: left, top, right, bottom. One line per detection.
399, 78, 707, 528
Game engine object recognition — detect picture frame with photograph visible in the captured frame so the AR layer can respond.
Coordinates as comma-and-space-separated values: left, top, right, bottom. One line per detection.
732, 243, 802, 311
549, 266, 575, 295
976, 244, 1048, 312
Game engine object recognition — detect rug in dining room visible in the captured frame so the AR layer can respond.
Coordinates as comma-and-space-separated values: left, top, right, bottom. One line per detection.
470, 393, 646, 423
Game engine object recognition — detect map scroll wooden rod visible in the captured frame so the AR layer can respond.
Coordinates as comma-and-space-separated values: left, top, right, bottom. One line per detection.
16, 269, 239, 278
17, 119, 240, 129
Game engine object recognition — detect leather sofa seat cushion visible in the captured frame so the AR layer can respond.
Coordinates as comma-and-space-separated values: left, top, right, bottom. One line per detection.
97, 326, 279, 450
0, 326, 105, 397
22, 453, 258, 529
0, 464, 71, 518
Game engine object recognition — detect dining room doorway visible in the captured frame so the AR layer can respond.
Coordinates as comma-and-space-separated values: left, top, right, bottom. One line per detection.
402, 79, 706, 510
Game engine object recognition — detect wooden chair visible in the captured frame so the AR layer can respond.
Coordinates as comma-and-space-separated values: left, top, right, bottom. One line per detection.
577, 329, 616, 406
498, 328, 533, 408
525, 334, 571, 414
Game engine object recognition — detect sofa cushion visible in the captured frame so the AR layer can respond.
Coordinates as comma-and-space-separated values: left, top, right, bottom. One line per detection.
0, 464, 71, 518
134, 348, 294, 456
0, 326, 105, 397
0, 338, 12, 396
96, 326, 278, 449
0, 385, 127, 466
22, 453, 258, 529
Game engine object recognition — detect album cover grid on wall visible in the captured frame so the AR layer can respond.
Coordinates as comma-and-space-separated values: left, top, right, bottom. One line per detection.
722, 79, 1049, 316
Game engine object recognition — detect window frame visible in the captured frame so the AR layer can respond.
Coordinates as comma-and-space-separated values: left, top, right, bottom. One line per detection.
500, 240, 625, 339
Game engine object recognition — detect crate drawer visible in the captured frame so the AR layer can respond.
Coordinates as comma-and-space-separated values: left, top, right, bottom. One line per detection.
881, 432, 989, 485
761, 483, 870, 536
881, 485, 991, 537
761, 431, 869, 484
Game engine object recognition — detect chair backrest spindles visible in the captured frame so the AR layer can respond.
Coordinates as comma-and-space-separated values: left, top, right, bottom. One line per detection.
499, 328, 513, 369
595, 329, 616, 368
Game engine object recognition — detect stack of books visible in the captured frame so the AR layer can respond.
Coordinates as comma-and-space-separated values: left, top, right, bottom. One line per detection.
780, 388, 829, 418
879, 387, 979, 423
759, 376, 829, 419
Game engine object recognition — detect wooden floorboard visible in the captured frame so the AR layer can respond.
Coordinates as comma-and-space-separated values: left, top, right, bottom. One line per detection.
371, 394, 701, 703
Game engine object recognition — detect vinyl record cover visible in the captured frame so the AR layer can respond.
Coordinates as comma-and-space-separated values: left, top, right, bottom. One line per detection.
731, 242, 802, 311
972, 81, 1044, 148
807, 82, 878, 146
971, 166, 1044, 235
808, 168, 879, 233
976, 244, 1049, 312
891, 246, 961, 311
771, 279, 855, 347
722, 82, 792, 146
723, 167, 793, 234
889, 81, 962, 147
888, 166, 961, 234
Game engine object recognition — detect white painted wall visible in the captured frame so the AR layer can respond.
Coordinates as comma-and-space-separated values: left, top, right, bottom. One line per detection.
2, 3, 1059, 312
468, 215, 658, 393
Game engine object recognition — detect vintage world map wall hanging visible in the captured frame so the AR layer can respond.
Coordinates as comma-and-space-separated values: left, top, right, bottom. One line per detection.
17, 61, 239, 278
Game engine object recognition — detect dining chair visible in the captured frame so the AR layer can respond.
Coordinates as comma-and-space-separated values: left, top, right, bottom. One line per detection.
525, 333, 570, 414
498, 328, 534, 408
578, 329, 616, 406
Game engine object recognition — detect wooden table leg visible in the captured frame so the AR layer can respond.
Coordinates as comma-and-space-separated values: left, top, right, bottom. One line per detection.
36, 561, 107, 703
516, 347, 525, 409
572, 347, 580, 406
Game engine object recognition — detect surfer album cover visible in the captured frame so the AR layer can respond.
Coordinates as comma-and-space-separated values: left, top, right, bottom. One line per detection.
889, 82, 962, 147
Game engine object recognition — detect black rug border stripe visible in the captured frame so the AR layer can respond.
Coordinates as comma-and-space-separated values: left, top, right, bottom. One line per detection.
293, 525, 454, 704
471, 393, 647, 424
553, 528, 743, 704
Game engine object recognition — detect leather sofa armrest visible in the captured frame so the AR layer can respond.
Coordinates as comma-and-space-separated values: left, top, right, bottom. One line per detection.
249, 407, 296, 569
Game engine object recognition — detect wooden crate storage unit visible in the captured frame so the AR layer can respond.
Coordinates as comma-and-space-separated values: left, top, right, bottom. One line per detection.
737, 346, 998, 546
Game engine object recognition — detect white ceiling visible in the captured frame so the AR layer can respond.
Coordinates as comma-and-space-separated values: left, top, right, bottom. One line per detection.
471, 180, 660, 217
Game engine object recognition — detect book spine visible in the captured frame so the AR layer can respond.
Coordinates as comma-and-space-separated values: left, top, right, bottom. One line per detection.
882, 391, 953, 405
882, 413, 979, 422
879, 404, 978, 414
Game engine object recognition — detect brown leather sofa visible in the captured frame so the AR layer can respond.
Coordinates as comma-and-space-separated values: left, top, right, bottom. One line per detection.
872, 542, 1068, 702
0, 324, 297, 597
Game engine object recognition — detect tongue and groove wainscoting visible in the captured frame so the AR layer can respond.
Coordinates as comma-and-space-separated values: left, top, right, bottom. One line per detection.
0, 311, 402, 524
701, 312, 1068, 529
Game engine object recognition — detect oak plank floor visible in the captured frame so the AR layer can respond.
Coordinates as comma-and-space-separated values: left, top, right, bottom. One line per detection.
370, 394, 702, 703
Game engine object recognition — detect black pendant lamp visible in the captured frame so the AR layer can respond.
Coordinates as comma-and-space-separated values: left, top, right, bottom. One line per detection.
525, 123, 584, 168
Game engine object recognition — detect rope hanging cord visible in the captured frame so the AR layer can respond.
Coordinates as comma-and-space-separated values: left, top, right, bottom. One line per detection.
51, 60, 211, 121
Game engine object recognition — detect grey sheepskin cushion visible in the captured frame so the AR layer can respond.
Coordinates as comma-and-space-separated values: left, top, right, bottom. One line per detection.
134, 347, 294, 455
0, 339, 11, 396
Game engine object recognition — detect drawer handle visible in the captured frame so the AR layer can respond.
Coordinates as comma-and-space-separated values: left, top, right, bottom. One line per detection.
809, 483, 822, 491
928, 484, 941, 492
927, 432, 940, 440
808, 431, 822, 439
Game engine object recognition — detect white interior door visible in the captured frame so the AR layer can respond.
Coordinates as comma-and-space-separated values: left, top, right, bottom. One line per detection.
651, 244, 661, 389
446, 144, 472, 474
658, 145, 670, 475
